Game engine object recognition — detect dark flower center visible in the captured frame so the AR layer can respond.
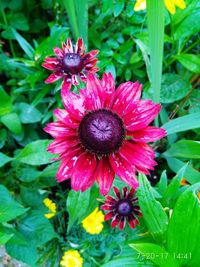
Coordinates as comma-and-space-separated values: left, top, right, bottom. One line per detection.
62, 53, 83, 74
117, 200, 132, 216
78, 109, 125, 155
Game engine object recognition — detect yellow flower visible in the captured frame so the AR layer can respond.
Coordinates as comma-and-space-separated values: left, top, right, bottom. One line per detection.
82, 207, 104, 235
43, 198, 56, 219
134, 0, 186, 14
60, 250, 83, 267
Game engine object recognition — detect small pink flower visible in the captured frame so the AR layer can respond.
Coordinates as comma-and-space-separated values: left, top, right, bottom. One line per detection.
42, 38, 99, 92
101, 186, 142, 230
44, 73, 166, 195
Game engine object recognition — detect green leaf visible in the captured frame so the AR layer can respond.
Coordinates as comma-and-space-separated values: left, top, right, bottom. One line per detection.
160, 74, 191, 103
130, 243, 178, 267
176, 54, 200, 74
1, 112, 22, 134
15, 102, 42, 124
6, 243, 38, 267
174, 9, 200, 42
10, 13, 29, 31
62, 0, 79, 42
67, 188, 94, 232
0, 152, 12, 168
0, 185, 27, 222
162, 164, 188, 208
137, 174, 168, 242
164, 140, 200, 159
156, 171, 168, 195
11, 28, 34, 59
15, 140, 52, 166
165, 157, 200, 185
0, 231, 14, 245
162, 112, 200, 135
146, 0, 165, 105
0, 87, 13, 115
18, 211, 57, 246
101, 245, 155, 267
114, 0, 124, 17
167, 183, 200, 266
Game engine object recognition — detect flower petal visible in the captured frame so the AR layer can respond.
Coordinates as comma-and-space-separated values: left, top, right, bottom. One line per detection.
95, 157, 115, 196
44, 57, 60, 64
56, 146, 82, 182
119, 141, 157, 174
75, 38, 84, 55
128, 126, 166, 143
111, 214, 120, 228
53, 108, 79, 129
47, 138, 78, 154
119, 217, 126, 230
53, 47, 64, 58
128, 214, 139, 228
61, 91, 86, 121
104, 212, 114, 221
100, 72, 115, 109
112, 81, 142, 116
44, 121, 76, 138
83, 50, 99, 62
63, 39, 74, 53
124, 101, 161, 131
71, 152, 97, 192
82, 73, 103, 110
109, 152, 139, 189
113, 186, 121, 199
45, 72, 63, 84
42, 62, 58, 71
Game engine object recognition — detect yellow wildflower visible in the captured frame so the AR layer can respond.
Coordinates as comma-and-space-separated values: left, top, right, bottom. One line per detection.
60, 250, 83, 267
134, 0, 186, 14
43, 198, 56, 219
82, 207, 104, 235
197, 191, 200, 200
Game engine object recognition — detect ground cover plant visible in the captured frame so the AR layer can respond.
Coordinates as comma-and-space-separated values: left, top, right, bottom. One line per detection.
0, 0, 200, 266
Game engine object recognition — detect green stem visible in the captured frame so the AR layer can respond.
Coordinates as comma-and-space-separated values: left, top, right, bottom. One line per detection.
0, 1, 16, 57
146, 0, 165, 125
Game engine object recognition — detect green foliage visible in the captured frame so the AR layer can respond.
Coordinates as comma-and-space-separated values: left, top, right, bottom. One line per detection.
0, 0, 199, 266
15, 140, 52, 165
0, 185, 27, 223
137, 174, 168, 242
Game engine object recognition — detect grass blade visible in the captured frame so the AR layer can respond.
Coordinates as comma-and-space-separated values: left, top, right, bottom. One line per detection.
147, 0, 165, 112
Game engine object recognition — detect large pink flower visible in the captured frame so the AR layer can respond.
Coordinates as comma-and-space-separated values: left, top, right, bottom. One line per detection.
44, 73, 166, 195
42, 38, 99, 92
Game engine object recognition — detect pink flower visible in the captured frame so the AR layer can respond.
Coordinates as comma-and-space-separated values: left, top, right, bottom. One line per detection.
44, 73, 166, 195
42, 38, 99, 92
101, 186, 142, 230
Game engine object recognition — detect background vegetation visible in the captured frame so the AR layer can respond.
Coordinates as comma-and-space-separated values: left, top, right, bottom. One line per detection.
0, 0, 199, 266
